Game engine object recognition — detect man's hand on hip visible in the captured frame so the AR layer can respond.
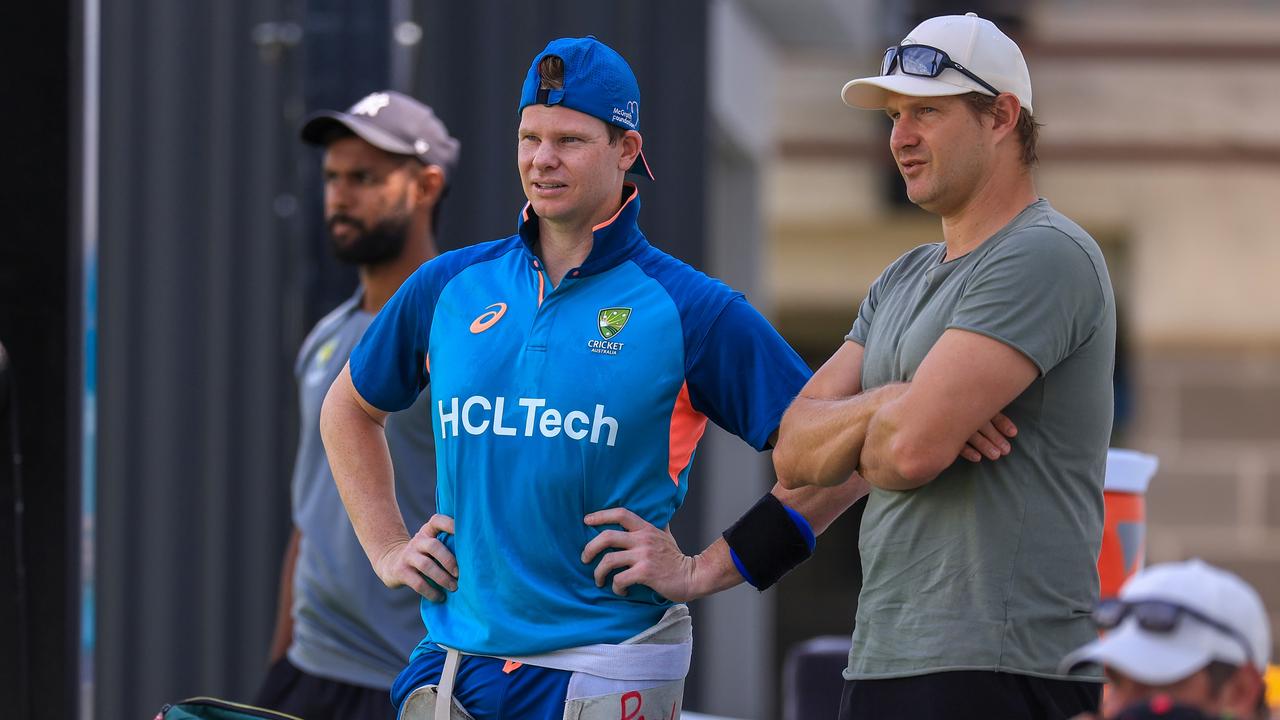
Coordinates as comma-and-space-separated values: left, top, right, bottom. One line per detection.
374, 513, 459, 603
582, 508, 698, 602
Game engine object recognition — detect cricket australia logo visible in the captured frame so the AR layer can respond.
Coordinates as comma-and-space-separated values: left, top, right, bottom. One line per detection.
588, 307, 631, 355
598, 307, 631, 339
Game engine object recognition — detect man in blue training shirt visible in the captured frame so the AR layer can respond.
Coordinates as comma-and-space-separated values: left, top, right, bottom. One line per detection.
321, 37, 847, 719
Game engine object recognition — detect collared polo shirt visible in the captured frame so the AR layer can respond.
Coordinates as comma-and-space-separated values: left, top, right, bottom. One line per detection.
350, 186, 809, 656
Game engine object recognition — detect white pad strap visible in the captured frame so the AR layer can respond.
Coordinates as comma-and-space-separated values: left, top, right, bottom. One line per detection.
434, 646, 461, 720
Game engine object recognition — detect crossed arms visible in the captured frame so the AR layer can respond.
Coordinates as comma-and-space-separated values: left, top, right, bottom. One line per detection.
774, 328, 1036, 491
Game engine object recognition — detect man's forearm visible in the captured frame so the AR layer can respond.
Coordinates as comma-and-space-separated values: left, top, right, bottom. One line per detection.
687, 536, 748, 598
858, 398, 909, 489
772, 476, 869, 534
774, 384, 908, 488
857, 329, 1037, 491
319, 373, 410, 571
858, 394, 943, 491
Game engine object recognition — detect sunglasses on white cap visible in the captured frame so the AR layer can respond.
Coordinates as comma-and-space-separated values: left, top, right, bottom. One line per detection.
1093, 598, 1255, 667
879, 43, 1002, 98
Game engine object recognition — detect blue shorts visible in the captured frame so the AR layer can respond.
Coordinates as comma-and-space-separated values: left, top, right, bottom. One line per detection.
391, 646, 572, 720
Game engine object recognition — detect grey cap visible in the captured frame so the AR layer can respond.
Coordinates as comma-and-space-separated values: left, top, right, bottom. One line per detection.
301, 90, 460, 178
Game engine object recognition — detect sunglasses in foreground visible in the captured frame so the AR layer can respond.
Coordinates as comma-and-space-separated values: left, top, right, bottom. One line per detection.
1093, 598, 1254, 666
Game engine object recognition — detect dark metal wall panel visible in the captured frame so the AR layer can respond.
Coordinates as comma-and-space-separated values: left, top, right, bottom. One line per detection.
0, 0, 76, 716
95, 0, 309, 715
0, 342, 22, 715
297, 0, 393, 323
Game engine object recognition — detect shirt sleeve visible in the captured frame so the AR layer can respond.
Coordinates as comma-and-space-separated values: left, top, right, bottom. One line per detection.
845, 244, 930, 346
947, 227, 1107, 375
846, 270, 886, 346
348, 264, 433, 412
685, 297, 812, 451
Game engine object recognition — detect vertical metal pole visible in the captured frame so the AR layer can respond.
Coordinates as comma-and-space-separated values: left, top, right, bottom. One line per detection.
389, 0, 421, 92
78, 0, 100, 716
0, 342, 26, 720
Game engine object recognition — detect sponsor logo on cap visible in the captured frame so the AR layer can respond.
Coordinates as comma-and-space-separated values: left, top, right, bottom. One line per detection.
413, 139, 430, 155
352, 92, 391, 117
610, 100, 639, 129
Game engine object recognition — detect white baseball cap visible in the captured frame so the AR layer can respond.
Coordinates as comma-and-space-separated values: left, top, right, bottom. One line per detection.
841, 13, 1033, 113
1060, 559, 1272, 685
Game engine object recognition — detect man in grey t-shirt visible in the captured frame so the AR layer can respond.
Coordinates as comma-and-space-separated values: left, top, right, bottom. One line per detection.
772, 13, 1115, 720
252, 91, 461, 719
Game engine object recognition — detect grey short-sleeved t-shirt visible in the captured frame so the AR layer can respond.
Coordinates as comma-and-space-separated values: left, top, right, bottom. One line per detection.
845, 199, 1115, 681
289, 289, 436, 689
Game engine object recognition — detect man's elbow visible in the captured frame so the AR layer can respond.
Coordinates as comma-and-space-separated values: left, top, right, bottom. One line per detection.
774, 398, 869, 488
772, 434, 800, 488
774, 464, 810, 491
772, 445, 811, 490
772, 410, 809, 488
883, 434, 951, 490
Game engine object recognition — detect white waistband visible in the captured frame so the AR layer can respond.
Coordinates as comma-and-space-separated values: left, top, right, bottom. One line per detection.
498, 604, 693, 682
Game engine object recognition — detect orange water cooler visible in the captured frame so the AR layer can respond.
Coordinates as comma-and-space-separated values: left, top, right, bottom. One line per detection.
1098, 449, 1159, 599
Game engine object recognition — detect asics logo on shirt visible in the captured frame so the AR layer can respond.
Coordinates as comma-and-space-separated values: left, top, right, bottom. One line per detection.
469, 303, 508, 334
438, 396, 618, 447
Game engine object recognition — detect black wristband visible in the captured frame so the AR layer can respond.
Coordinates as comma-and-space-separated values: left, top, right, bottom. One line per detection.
722, 493, 815, 591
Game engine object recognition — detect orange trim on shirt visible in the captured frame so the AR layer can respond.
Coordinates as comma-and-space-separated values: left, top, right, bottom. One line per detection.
537, 269, 546, 306
424, 352, 430, 374
668, 382, 708, 486
591, 184, 639, 233
502, 660, 523, 674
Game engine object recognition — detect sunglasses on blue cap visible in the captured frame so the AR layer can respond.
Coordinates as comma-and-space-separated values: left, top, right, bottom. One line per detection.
880, 44, 1001, 97
1092, 598, 1255, 666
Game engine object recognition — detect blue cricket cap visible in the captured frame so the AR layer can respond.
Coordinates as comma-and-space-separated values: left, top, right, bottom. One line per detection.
518, 36, 655, 180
